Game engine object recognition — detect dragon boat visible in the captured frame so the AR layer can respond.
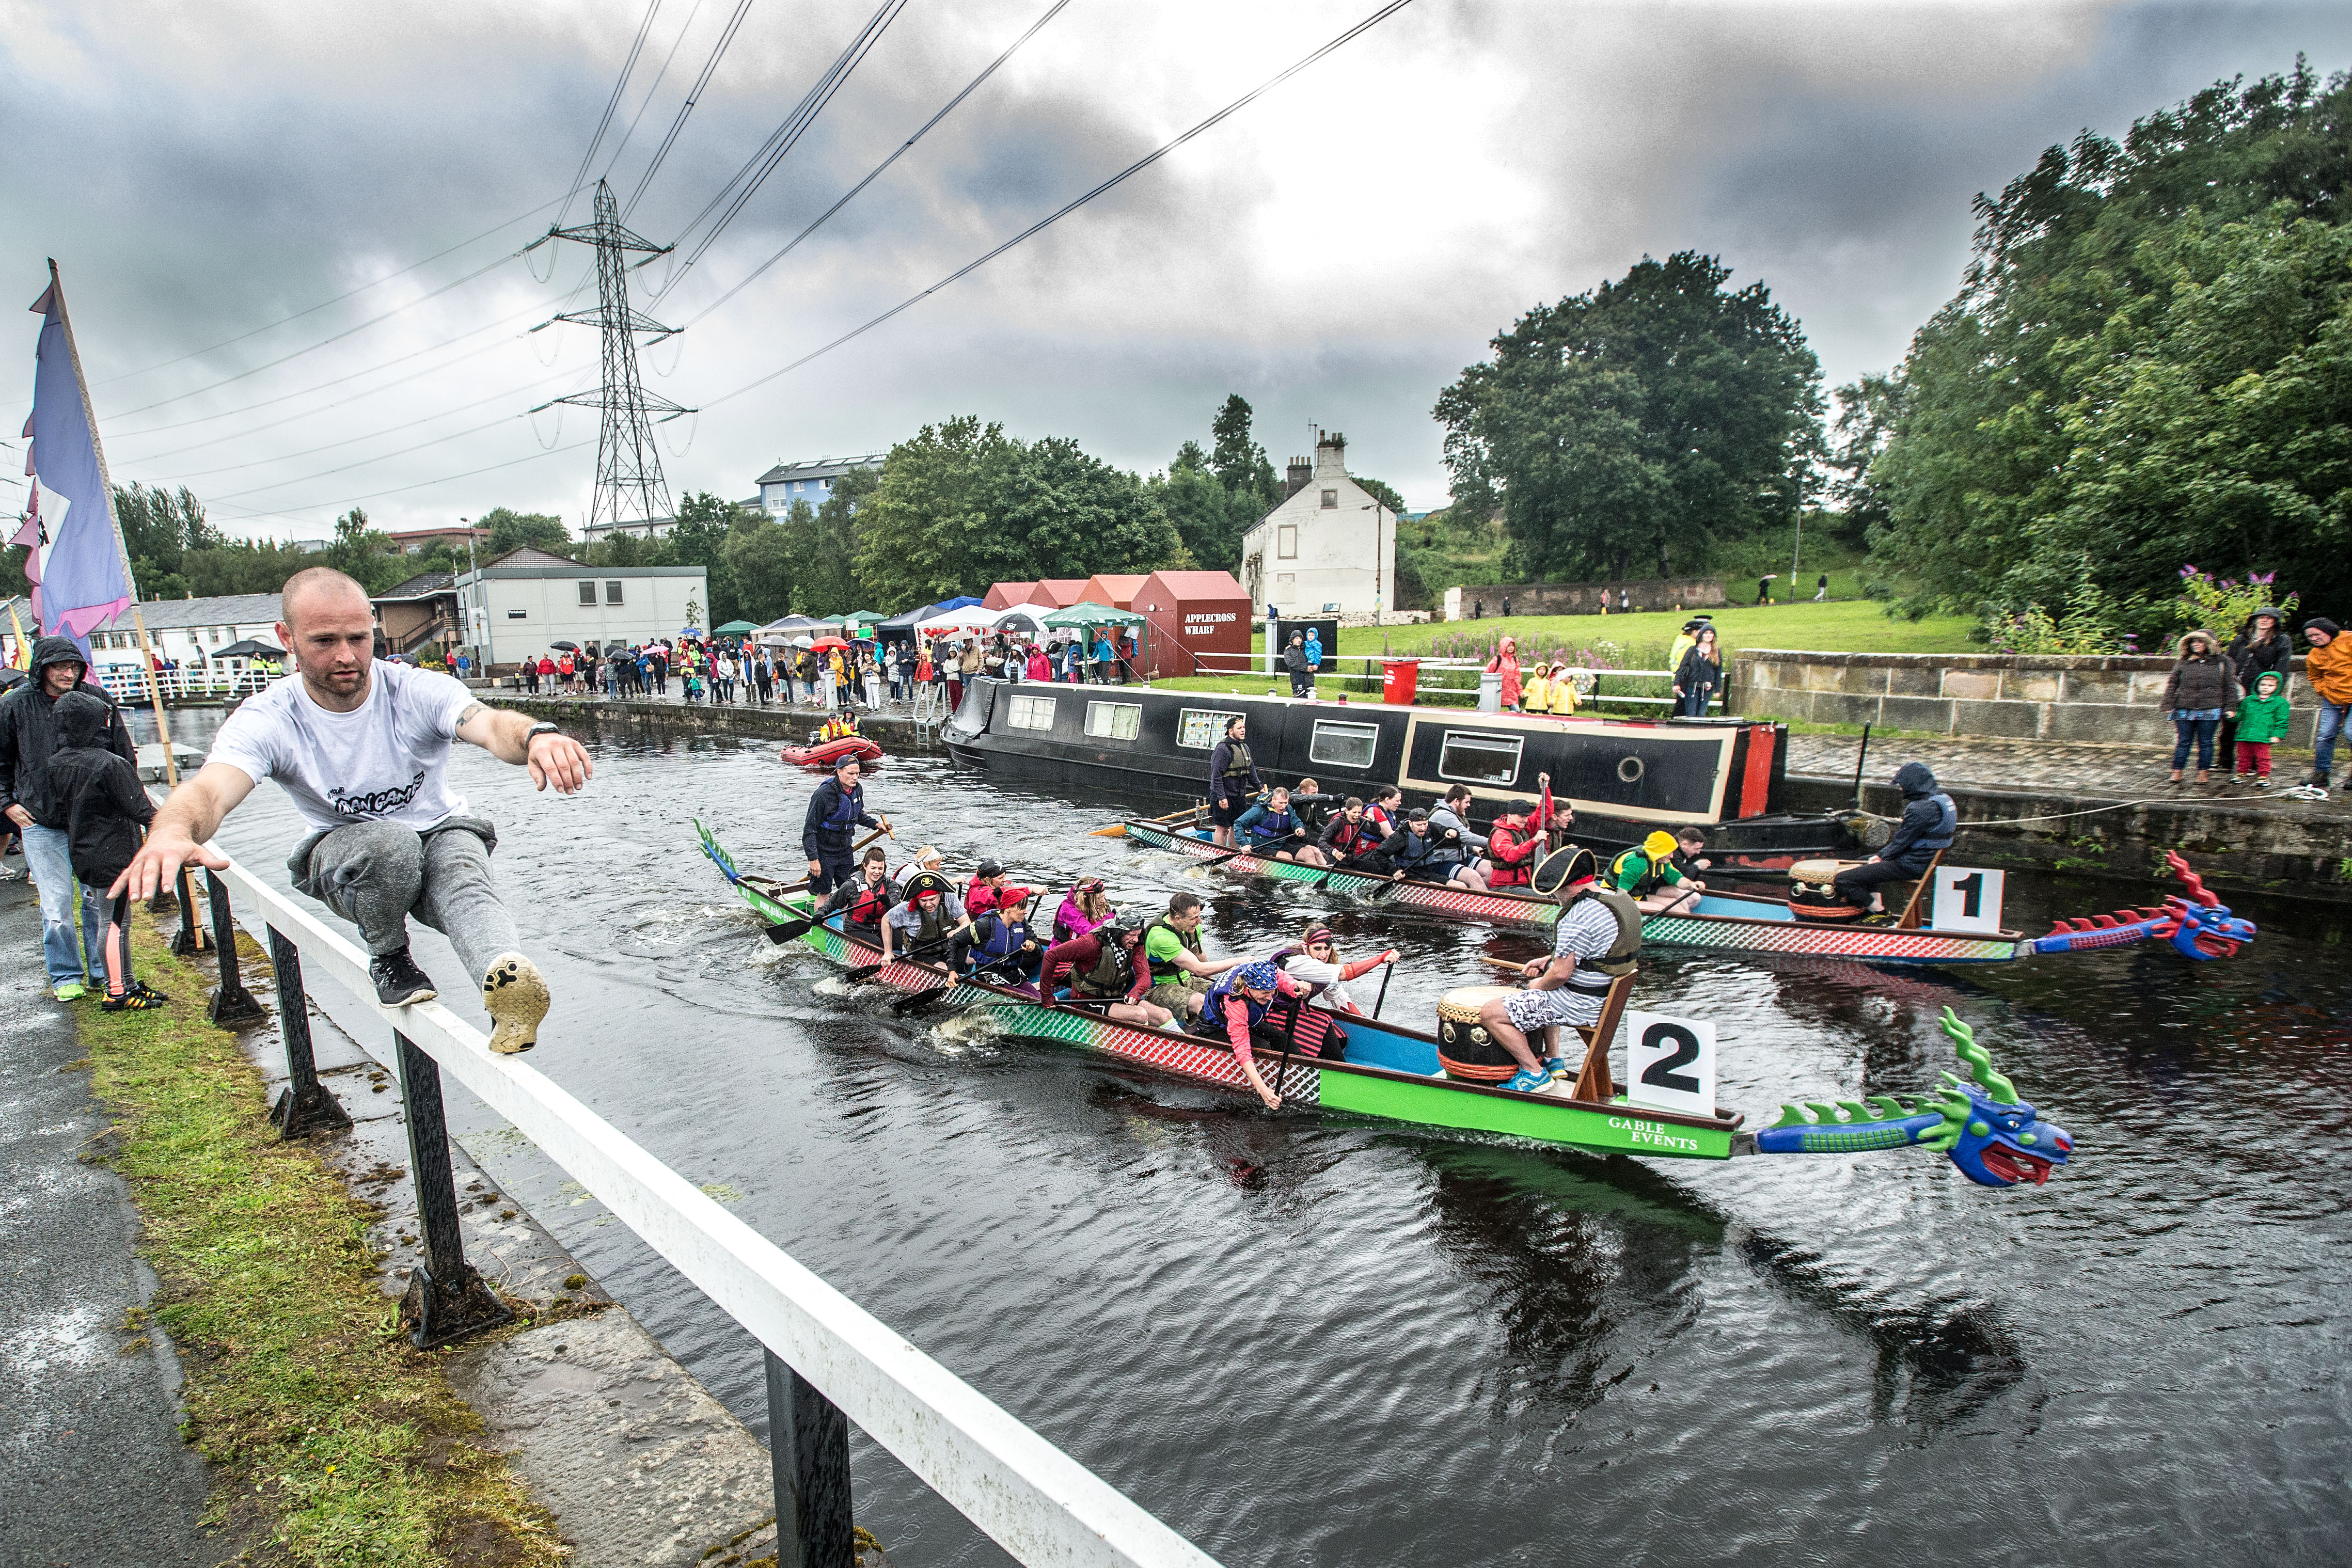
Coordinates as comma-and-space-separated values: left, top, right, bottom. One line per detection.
693, 821, 2072, 1187
1123, 816, 2255, 967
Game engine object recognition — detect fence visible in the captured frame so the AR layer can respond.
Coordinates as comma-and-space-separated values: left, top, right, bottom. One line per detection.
1173, 652, 1717, 712
179, 846, 1221, 1568
98, 663, 277, 704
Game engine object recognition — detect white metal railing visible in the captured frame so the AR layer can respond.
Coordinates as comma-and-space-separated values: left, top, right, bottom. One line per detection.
1170, 652, 1716, 710
200, 847, 1220, 1567
99, 664, 279, 703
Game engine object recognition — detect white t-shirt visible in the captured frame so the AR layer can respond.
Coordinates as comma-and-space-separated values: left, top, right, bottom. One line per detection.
209, 661, 477, 833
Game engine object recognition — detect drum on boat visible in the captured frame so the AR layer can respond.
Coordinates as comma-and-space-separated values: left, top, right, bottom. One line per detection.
1436, 985, 1523, 1081
1787, 857, 1866, 922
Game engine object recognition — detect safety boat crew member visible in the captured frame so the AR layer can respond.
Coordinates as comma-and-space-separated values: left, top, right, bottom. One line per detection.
1610, 830, 1706, 914
1191, 959, 1306, 1110
1141, 890, 1243, 1019
1833, 762, 1956, 912
817, 845, 897, 939
879, 870, 969, 964
1037, 924, 1174, 1028
1475, 847, 1644, 1095
802, 754, 891, 895
1207, 716, 1262, 849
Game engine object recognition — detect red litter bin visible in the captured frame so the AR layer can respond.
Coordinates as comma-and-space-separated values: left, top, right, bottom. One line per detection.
1381, 658, 1420, 705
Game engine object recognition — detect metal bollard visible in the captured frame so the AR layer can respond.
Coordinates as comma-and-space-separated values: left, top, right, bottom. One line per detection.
265, 925, 351, 1139
203, 872, 266, 1027
169, 867, 203, 957
393, 1031, 513, 1349
765, 1348, 855, 1568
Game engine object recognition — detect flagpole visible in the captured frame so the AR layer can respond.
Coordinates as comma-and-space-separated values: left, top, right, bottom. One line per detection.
43, 259, 179, 789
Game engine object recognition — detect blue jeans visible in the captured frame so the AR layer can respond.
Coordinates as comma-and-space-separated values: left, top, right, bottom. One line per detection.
2171, 717, 2220, 771
2316, 699, 2349, 778
22, 823, 103, 988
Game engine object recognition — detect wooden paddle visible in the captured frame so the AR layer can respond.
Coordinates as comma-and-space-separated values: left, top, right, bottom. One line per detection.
1089, 801, 1206, 838
893, 951, 1037, 1015
754, 827, 900, 942
846, 928, 962, 984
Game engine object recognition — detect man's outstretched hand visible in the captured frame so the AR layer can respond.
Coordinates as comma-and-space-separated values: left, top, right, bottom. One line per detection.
527, 732, 594, 794
110, 827, 229, 904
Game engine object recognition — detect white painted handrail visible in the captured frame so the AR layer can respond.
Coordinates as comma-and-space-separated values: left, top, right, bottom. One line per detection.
204, 850, 1221, 1568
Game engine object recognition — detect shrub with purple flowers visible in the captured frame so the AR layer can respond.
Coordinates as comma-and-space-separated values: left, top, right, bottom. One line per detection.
2172, 566, 2297, 636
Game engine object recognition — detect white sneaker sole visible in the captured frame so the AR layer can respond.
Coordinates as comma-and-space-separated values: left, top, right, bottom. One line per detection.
481, 952, 550, 1055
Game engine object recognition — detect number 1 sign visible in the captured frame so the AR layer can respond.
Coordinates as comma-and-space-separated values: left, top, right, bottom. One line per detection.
1624, 1011, 1717, 1118
1929, 866, 2006, 935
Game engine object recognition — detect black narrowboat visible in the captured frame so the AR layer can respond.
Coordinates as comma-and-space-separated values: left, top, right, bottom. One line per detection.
941, 681, 1858, 866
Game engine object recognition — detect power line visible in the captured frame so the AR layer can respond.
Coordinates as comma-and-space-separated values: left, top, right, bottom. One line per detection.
622, 0, 759, 219
90, 198, 563, 386
650, 0, 905, 301
702, 0, 1422, 409
557, 0, 669, 228
138, 369, 586, 483
203, 438, 597, 528
203, 394, 589, 503
682, 0, 1069, 330
600, 0, 709, 186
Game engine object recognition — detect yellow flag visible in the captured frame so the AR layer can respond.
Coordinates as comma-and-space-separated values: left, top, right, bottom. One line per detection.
6, 605, 28, 669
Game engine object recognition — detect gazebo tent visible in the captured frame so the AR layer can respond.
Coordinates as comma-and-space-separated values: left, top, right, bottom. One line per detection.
1040, 601, 1145, 628
712, 620, 761, 635
932, 595, 984, 613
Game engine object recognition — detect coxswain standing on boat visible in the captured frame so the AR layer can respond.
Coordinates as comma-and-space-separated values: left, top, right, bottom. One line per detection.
1192, 960, 1307, 1109
817, 846, 897, 939
1611, 831, 1705, 914
1142, 890, 1242, 1018
1833, 762, 1956, 912
879, 871, 969, 964
1207, 716, 1261, 849
1037, 923, 1172, 1027
802, 754, 891, 896
1476, 847, 1644, 1095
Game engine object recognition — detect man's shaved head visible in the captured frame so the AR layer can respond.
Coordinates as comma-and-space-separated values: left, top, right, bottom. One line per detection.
280, 567, 371, 629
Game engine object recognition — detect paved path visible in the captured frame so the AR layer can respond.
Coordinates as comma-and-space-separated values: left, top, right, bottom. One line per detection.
1785, 732, 2351, 820
0, 879, 220, 1567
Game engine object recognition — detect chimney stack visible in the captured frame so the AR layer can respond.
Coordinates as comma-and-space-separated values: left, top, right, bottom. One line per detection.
1284, 456, 1311, 500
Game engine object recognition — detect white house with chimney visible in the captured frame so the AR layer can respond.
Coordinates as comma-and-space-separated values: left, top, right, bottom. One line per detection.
1238, 432, 1396, 618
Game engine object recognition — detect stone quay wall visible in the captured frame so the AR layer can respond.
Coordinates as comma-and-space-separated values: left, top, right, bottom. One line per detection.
1732, 648, 2321, 747
1442, 577, 1726, 621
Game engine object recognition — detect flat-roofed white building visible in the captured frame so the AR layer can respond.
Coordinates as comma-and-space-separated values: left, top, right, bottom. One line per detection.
454, 547, 709, 672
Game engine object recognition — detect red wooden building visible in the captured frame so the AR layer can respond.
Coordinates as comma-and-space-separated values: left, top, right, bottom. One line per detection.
1132, 569, 1251, 677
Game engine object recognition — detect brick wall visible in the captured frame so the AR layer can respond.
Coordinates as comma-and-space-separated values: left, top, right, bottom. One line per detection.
1730, 648, 2317, 746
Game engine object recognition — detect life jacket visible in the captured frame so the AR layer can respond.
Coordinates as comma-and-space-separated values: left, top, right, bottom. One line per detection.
1390, 826, 1433, 868
1487, 821, 1542, 885
973, 913, 1030, 961
1559, 888, 1644, 993
1075, 931, 1141, 997
817, 781, 864, 836
1218, 740, 1256, 790
902, 898, 954, 949
1199, 969, 1274, 1035
1365, 805, 1398, 838
842, 877, 895, 929
1246, 809, 1296, 842
1143, 916, 1203, 979
1608, 847, 1674, 898
1321, 817, 1376, 859
1919, 794, 1958, 851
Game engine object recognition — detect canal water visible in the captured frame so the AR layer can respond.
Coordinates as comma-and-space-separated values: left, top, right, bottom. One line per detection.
149, 710, 2351, 1565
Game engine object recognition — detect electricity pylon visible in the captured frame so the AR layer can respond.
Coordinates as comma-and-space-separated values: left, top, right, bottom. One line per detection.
527, 179, 692, 534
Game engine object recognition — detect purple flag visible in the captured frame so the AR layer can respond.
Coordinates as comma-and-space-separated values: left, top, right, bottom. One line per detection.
24, 275, 131, 651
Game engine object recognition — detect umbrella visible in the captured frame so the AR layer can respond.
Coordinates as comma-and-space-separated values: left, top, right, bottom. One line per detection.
712, 619, 761, 635
790, 635, 815, 647
550, 640, 579, 651
996, 610, 1045, 639
211, 638, 285, 661
1040, 601, 1144, 628
809, 636, 854, 652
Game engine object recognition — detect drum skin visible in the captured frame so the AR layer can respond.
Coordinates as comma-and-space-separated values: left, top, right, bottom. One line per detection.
1437, 985, 1522, 1081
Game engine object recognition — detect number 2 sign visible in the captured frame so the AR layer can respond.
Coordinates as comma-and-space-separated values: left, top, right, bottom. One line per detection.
1624, 1011, 1716, 1118
1929, 866, 2006, 935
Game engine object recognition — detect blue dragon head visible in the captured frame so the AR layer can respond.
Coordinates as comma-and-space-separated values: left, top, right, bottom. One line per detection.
2161, 855, 2258, 959
1920, 1010, 2073, 1187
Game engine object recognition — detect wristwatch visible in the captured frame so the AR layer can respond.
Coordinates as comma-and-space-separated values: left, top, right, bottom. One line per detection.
524, 722, 563, 747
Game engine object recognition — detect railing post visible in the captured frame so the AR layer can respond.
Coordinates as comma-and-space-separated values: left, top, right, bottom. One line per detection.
170, 867, 204, 956
765, 1348, 855, 1568
203, 870, 267, 1027
265, 924, 351, 1139
393, 1030, 514, 1349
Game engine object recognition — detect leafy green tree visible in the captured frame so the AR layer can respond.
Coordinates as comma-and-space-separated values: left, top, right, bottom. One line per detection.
112, 483, 220, 599
1147, 463, 1254, 573
723, 507, 795, 623
1354, 476, 1408, 518
479, 508, 573, 558
665, 491, 748, 625
1821, 374, 1902, 551
316, 508, 403, 593
1872, 62, 2352, 617
1210, 394, 1278, 503
798, 472, 872, 615
1436, 251, 1822, 582
184, 540, 317, 597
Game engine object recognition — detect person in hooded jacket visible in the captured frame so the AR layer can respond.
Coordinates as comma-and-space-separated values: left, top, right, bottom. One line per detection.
45, 690, 165, 1009
0, 637, 137, 999
2219, 607, 2294, 762
2302, 617, 2352, 789
2160, 628, 2239, 783
1831, 762, 1956, 912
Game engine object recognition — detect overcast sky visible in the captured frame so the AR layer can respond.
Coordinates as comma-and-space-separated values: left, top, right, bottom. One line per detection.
5, 0, 2346, 541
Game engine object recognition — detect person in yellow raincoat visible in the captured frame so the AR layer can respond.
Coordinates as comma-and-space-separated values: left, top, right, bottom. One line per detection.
1523, 663, 1552, 714
1546, 661, 1580, 715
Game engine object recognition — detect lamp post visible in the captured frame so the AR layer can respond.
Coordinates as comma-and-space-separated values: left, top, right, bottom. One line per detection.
1362, 502, 1387, 624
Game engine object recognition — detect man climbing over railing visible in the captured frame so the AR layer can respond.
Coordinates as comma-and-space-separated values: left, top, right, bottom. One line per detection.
110, 567, 596, 1054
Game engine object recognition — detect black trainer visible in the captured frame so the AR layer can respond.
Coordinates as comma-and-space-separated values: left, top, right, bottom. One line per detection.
369, 947, 438, 1006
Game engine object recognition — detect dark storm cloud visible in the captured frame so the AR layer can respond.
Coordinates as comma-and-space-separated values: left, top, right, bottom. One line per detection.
4, 0, 2347, 529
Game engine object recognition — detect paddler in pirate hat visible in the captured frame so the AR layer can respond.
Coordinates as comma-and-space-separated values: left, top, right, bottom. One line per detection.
1472, 845, 1644, 1096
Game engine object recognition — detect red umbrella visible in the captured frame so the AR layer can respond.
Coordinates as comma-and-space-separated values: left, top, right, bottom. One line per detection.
808, 636, 854, 652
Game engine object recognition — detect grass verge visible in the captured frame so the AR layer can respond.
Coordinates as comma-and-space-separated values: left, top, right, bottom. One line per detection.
76, 916, 565, 1568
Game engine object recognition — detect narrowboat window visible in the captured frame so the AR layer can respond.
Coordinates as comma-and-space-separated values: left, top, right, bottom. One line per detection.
1178, 708, 1243, 749
1308, 720, 1380, 769
1007, 694, 1058, 731
1085, 701, 1142, 741
1438, 731, 1523, 786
